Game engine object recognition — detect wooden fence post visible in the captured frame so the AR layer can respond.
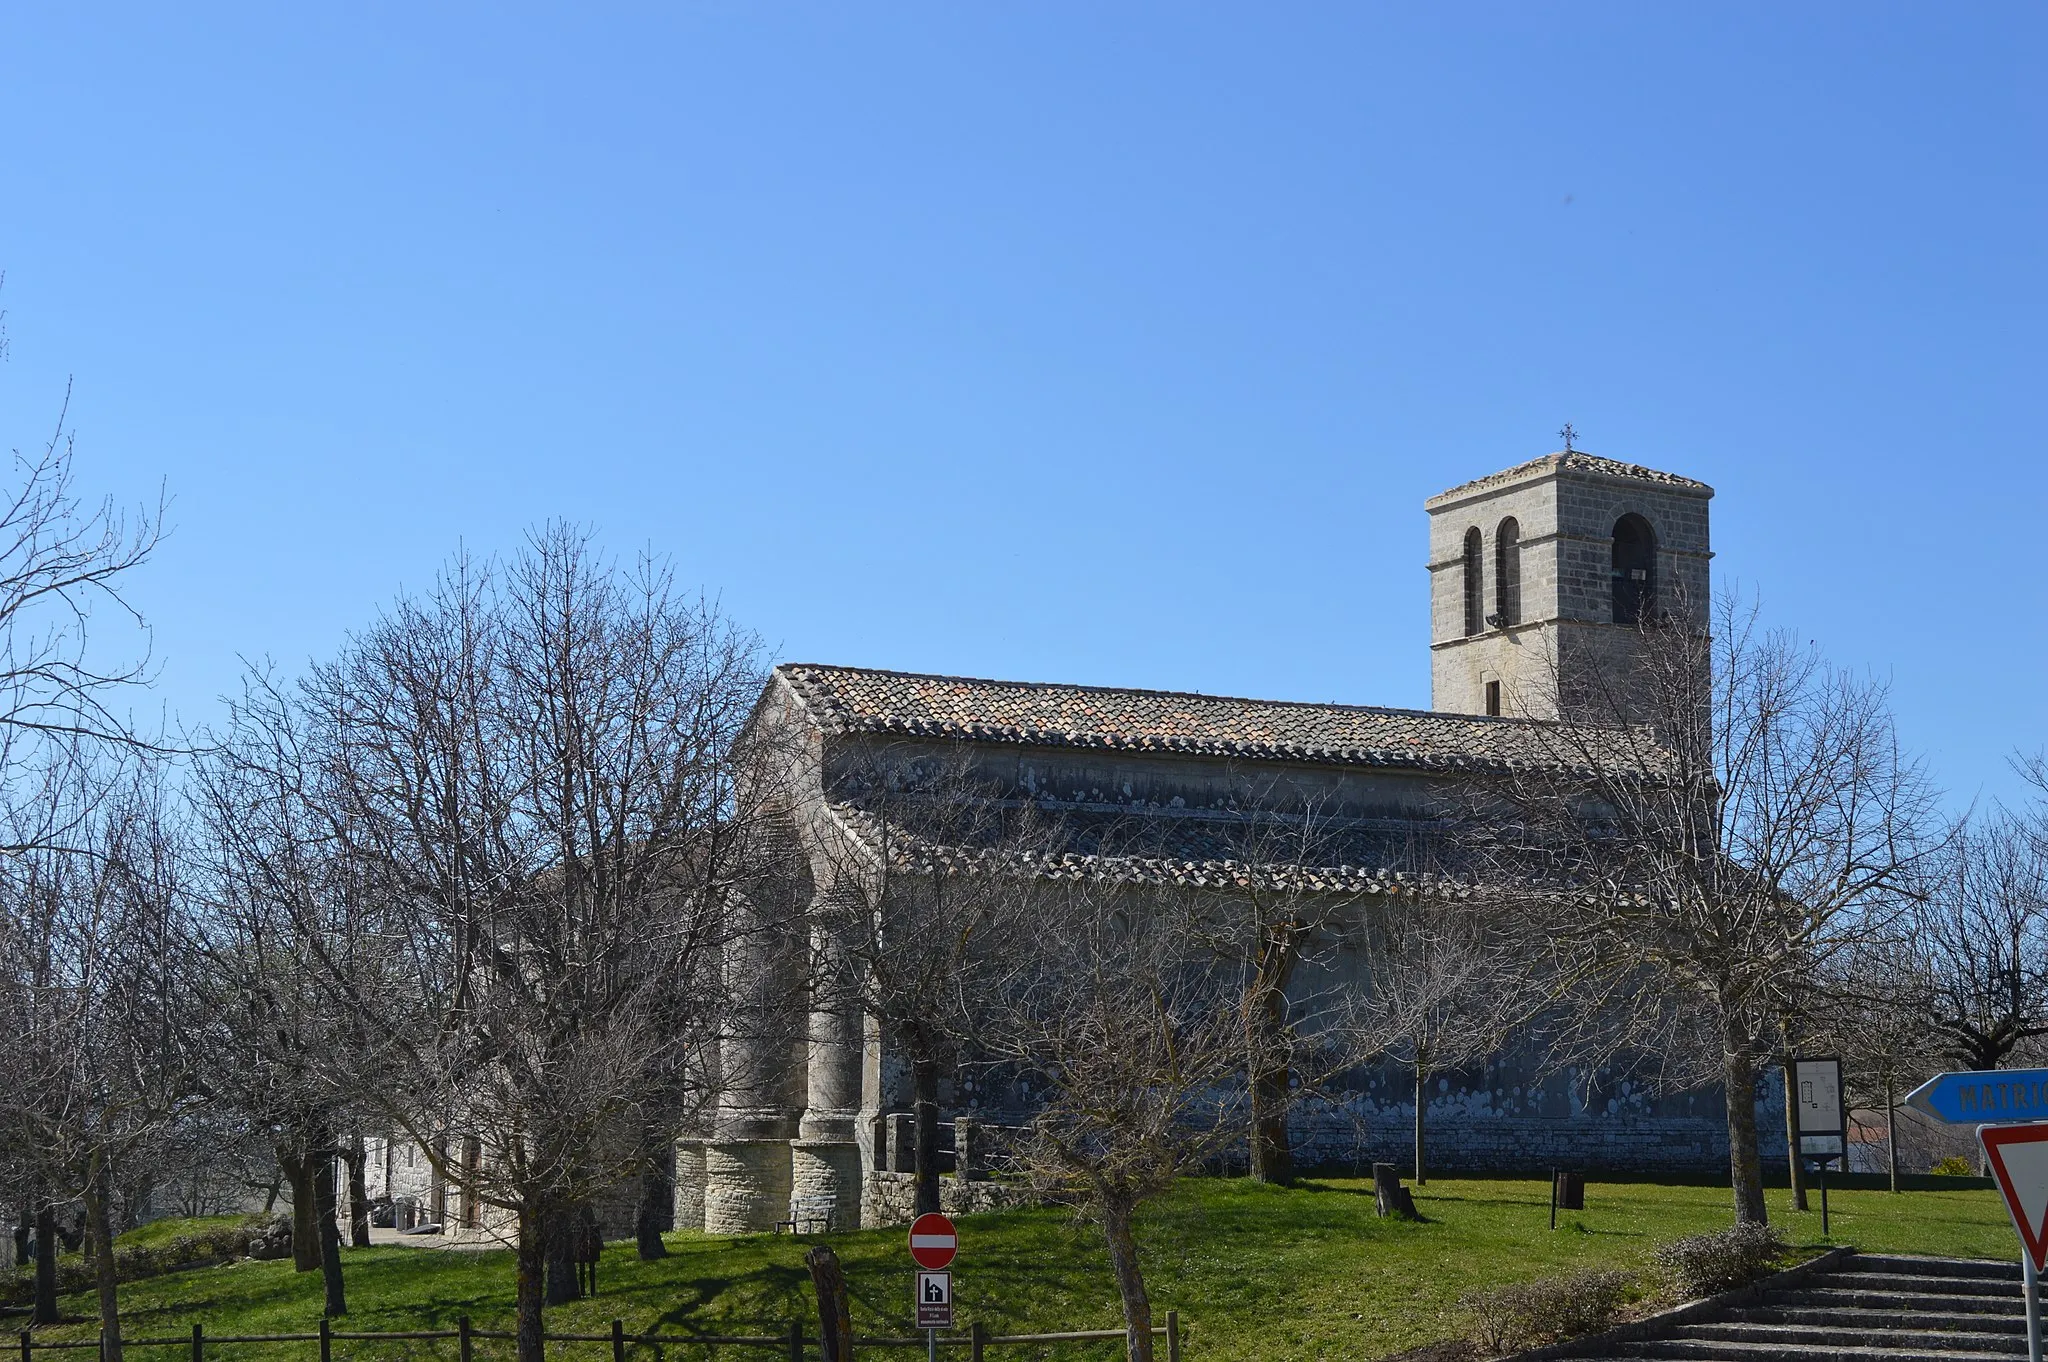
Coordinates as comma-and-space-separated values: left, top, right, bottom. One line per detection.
190, 1323, 202, 1362
458, 1315, 473, 1362
785, 1318, 803, 1362
20, 1327, 30, 1362
610, 1319, 625, 1362
802, 1246, 852, 1362
1166, 1311, 1180, 1362
969, 1322, 986, 1362
319, 1318, 331, 1362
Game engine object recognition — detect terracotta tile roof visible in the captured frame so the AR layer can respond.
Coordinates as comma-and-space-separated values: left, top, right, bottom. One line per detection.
1428, 451, 1712, 504
776, 664, 1645, 774
825, 800, 1454, 897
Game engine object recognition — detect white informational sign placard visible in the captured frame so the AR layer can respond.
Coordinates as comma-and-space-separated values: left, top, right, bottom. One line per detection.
1794, 1057, 1845, 1158
915, 1271, 954, 1329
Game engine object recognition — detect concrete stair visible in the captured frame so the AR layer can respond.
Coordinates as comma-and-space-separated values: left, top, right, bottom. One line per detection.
1567, 1252, 2036, 1361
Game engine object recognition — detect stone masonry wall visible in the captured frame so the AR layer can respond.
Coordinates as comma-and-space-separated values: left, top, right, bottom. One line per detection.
1278, 1073, 1787, 1177
860, 1172, 1040, 1229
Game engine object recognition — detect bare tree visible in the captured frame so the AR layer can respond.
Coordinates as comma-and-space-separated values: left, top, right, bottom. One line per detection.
1177, 775, 1382, 1187
1905, 807, 2048, 1071
0, 761, 195, 1358
1339, 891, 1550, 1184
213, 527, 766, 1362
0, 302, 173, 1321
984, 873, 1240, 1362
1814, 941, 1942, 1192
1474, 595, 1937, 1225
0, 298, 167, 846
802, 745, 1049, 1215
185, 724, 401, 1317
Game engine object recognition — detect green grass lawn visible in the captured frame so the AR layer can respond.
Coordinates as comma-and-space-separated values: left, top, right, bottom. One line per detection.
114, 1217, 266, 1252
13, 1176, 2022, 1362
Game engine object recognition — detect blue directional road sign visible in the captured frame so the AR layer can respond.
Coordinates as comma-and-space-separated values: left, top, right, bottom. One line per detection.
1907, 1071, 2048, 1125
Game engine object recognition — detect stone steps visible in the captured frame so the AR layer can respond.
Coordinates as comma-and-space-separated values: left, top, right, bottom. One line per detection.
1853, 1256, 2021, 1281
1729, 1305, 2029, 1334
1587, 1342, 2022, 1361
1801, 1272, 2023, 1297
1765, 1287, 2026, 1315
1538, 1248, 2040, 1362
1675, 1320, 2028, 1353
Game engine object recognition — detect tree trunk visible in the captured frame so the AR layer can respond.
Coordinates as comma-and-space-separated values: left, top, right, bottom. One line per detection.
515, 1206, 546, 1362
912, 1057, 942, 1217
1100, 1198, 1154, 1362
1723, 1043, 1769, 1226
804, 1245, 855, 1362
85, 1156, 123, 1362
277, 1145, 321, 1272
313, 1153, 347, 1317
1246, 1002, 1293, 1184
343, 1137, 372, 1248
1780, 1058, 1807, 1211
636, 1131, 671, 1260
635, 1174, 669, 1259
1886, 1078, 1899, 1193
1245, 923, 1296, 1185
33, 1200, 58, 1325
118, 1178, 150, 1234
544, 1205, 581, 1304
1413, 1065, 1429, 1186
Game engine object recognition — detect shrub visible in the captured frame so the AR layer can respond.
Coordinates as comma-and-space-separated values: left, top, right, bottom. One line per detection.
1930, 1155, 1975, 1177
0, 1216, 273, 1306
1654, 1222, 1787, 1298
1382, 1343, 1479, 1362
1462, 1269, 1632, 1353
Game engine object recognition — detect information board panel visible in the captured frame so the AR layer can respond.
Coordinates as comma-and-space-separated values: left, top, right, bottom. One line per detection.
1794, 1056, 1846, 1158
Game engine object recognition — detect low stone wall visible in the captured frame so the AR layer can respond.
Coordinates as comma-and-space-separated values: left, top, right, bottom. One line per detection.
1274, 1086, 1782, 1177
860, 1171, 1039, 1228
1285, 1111, 1735, 1177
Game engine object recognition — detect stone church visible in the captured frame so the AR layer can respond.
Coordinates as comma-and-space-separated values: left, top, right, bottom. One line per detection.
678, 449, 1777, 1236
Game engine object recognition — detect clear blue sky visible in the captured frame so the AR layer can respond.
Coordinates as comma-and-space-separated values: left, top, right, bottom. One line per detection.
1, 5, 2041, 808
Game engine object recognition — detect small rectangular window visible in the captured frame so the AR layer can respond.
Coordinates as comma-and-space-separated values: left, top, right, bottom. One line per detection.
1484, 681, 1502, 717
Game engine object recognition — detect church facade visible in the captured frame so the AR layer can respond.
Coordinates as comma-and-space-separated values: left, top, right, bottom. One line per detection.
678, 450, 1783, 1235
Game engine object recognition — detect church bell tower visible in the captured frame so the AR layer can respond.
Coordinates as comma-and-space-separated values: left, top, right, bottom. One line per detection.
1426, 449, 1713, 721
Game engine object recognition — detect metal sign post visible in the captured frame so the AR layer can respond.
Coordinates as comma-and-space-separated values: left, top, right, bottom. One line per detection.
1902, 1070, 2048, 1351
1978, 1122, 2048, 1362
908, 1213, 958, 1361
1790, 1056, 1846, 1237
2029, 1254, 2043, 1362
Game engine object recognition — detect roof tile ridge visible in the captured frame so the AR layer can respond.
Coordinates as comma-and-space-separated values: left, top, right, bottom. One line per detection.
770, 662, 858, 734
1430, 451, 1710, 502
771, 661, 1539, 726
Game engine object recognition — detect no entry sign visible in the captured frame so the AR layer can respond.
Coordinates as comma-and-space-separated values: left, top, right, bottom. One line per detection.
909, 1212, 957, 1270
